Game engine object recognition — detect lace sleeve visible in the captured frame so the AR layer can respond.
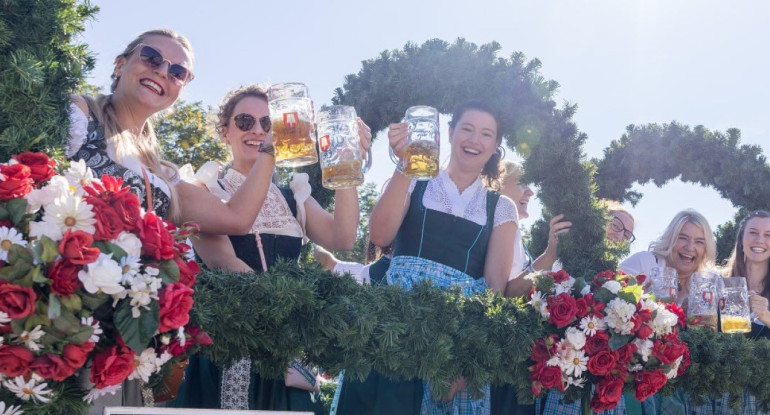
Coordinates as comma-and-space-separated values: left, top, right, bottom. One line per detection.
66, 102, 89, 158
290, 172, 312, 241
194, 161, 229, 201
494, 194, 519, 228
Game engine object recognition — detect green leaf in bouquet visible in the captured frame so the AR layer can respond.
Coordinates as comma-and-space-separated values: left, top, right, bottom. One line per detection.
572, 278, 587, 296
31, 266, 49, 284
593, 287, 614, 303
618, 285, 643, 305
158, 260, 180, 283
48, 294, 62, 319
80, 291, 110, 311
59, 294, 83, 312
0, 258, 31, 282
52, 310, 82, 335
7, 243, 34, 266
6, 198, 28, 225
0, 203, 8, 221
67, 324, 95, 345
93, 241, 128, 262
26, 311, 52, 331
609, 333, 632, 351
114, 298, 159, 353
35, 235, 60, 264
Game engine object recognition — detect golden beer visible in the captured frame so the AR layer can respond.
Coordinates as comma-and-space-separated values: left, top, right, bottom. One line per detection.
322, 159, 363, 189
272, 117, 317, 167
720, 315, 751, 333
402, 140, 439, 180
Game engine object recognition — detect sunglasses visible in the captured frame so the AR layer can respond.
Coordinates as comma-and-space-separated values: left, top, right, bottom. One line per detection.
133, 44, 194, 85
610, 216, 636, 243
234, 113, 271, 133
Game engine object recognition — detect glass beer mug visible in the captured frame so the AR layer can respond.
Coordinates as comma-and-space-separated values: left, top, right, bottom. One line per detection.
390, 105, 440, 180
718, 277, 751, 333
650, 266, 678, 303
316, 105, 371, 189
687, 271, 719, 330
267, 82, 317, 167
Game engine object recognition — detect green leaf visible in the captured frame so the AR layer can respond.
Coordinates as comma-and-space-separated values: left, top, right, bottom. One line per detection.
6, 198, 28, 225
0, 204, 8, 221
52, 311, 80, 335
593, 287, 614, 303
26, 312, 51, 331
37, 235, 60, 264
609, 334, 632, 351
7, 243, 34, 265
114, 298, 159, 353
93, 241, 128, 262
31, 266, 48, 284
59, 294, 82, 312
618, 285, 643, 305
68, 325, 95, 345
48, 294, 62, 319
158, 260, 180, 284
80, 292, 110, 311
572, 278, 587, 296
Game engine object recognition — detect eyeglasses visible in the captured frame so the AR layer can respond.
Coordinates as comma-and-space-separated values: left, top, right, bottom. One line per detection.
234, 113, 271, 133
609, 216, 635, 243
132, 44, 194, 85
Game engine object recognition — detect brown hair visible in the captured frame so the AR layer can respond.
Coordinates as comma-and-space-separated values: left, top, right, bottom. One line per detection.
216, 85, 269, 137
726, 210, 770, 297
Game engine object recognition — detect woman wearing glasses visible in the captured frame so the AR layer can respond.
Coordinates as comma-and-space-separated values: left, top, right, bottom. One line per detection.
171, 84, 369, 413
67, 30, 277, 412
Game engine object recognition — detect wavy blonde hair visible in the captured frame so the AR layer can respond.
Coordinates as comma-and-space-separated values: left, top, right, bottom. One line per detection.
650, 209, 716, 271
84, 29, 194, 222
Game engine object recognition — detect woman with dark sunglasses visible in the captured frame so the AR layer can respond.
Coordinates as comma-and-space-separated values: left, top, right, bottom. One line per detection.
170, 84, 370, 413
66, 29, 277, 413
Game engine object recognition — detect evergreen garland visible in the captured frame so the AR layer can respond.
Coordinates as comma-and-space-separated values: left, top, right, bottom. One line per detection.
0, 0, 98, 161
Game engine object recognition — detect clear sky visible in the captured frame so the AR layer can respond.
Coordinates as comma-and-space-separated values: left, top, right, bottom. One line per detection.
81, 0, 770, 256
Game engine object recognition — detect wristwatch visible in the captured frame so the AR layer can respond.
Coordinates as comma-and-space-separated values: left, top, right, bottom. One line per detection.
257, 142, 275, 157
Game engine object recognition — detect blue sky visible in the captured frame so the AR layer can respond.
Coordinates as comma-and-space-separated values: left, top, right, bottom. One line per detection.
81, 0, 770, 255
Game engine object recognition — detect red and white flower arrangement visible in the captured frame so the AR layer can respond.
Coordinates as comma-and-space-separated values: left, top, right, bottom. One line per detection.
527, 269, 690, 412
0, 153, 209, 412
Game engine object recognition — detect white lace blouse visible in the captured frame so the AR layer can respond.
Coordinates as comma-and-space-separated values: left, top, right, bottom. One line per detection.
407, 169, 518, 228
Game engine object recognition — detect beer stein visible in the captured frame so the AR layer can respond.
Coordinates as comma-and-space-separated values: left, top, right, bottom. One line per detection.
686, 271, 719, 330
649, 266, 678, 303
718, 277, 751, 333
316, 105, 371, 189
267, 82, 317, 167
389, 105, 440, 180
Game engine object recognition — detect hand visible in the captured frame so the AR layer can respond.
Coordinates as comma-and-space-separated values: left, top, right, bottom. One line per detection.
444, 377, 467, 402
749, 292, 770, 325
387, 122, 409, 161
545, 214, 571, 257
357, 117, 372, 155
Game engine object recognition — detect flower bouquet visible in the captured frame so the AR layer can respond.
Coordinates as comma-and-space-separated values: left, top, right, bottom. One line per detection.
0, 153, 208, 413
527, 269, 690, 412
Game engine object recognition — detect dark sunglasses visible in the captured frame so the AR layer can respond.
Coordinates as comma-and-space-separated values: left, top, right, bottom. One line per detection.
134, 44, 194, 84
234, 113, 271, 133
610, 216, 636, 243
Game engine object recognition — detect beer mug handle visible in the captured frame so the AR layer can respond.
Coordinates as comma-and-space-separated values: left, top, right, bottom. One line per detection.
388, 145, 404, 172
362, 147, 372, 173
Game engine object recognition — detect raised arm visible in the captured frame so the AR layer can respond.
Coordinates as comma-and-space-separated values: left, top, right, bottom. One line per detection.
368, 123, 412, 247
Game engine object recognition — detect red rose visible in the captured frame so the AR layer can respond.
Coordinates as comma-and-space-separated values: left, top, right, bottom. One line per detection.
47, 259, 83, 296
665, 303, 687, 329
31, 354, 74, 381
0, 164, 33, 200
187, 325, 212, 347
631, 309, 653, 333
0, 345, 34, 377
653, 338, 687, 365
88, 199, 124, 241
158, 282, 194, 332
636, 274, 647, 286
0, 281, 37, 318
531, 338, 552, 363
591, 376, 624, 412
584, 330, 610, 355
593, 270, 616, 287
587, 350, 617, 375
137, 213, 175, 261
530, 362, 564, 392
85, 175, 143, 231
13, 152, 56, 185
58, 230, 100, 265
575, 298, 589, 318
547, 293, 578, 328
175, 256, 200, 287
634, 370, 667, 401
550, 270, 571, 284
636, 324, 654, 340
90, 345, 135, 389
62, 341, 95, 370
614, 343, 637, 366
678, 347, 690, 376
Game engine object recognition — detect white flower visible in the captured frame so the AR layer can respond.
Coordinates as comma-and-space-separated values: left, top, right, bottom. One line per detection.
78, 253, 125, 295
42, 195, 96, 234
554, 277, 576, 295
26, 176, 71, 213
113, 231, 142, 258
633, 338, 654, 362
579, 315, 607, 337
157, 351, 173, 367
666, 356, 684, 379
630, 364, 644, 372
177, 327, 186, 347
28, 220, 63, 241
529, 291, 550, 318
580, 285, 591, 296
81, 316, 103, 343
12, 325, 45, 352
602, 280, 622, 294
565, 375, 586, 389
0, 311, 10, 325
129, 348, 162, 382
127, 271, 161, 318
560, 349, 588, 377
119, 256, 142, 283
0, 402, 23, 415
3, 376, 52, 402
604, 298, 637, 335
64, 159, 98, 195
0, 227, 27, 261
83, 384, 121, 404
565, 327, 587, 350
651, 307, 678, 336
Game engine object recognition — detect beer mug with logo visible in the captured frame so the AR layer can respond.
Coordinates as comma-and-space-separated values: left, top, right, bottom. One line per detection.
650, 266, 678, 303
316, 105, 371, 189
390, 105, 440, 180
718, 277, 751, 333
267, 83, 317, 167
687, 271, 719, 330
